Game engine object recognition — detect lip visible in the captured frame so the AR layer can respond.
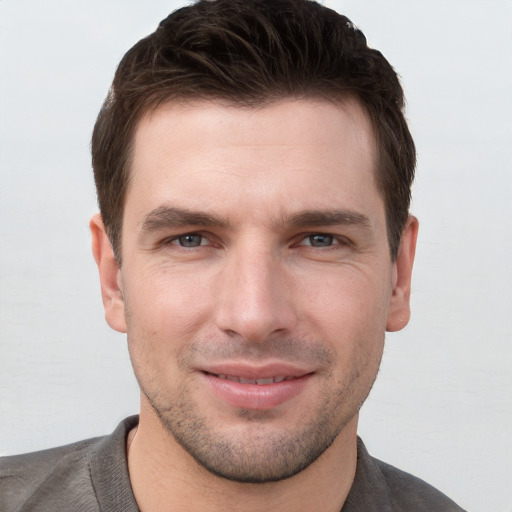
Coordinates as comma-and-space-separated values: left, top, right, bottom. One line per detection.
198, 362, 314, 410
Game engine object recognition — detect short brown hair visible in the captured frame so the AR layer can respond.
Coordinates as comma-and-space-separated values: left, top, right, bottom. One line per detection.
91, 0, 415, 262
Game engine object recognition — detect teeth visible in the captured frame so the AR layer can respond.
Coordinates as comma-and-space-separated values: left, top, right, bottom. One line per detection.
215, 374, 290, 385
256, 378, 274, 385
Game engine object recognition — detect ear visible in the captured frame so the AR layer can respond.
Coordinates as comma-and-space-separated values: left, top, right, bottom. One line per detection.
386, 215, 419, 332
90, 213, 127, 333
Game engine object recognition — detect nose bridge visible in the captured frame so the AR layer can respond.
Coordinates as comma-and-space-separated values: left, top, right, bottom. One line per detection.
215, 237, 295, 342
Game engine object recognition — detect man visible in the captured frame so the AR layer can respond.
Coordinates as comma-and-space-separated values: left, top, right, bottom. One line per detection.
0, 0, 466, 510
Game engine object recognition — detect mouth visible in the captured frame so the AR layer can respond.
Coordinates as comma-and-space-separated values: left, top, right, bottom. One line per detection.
200, 367, 313, 410
205, 372, 301, 385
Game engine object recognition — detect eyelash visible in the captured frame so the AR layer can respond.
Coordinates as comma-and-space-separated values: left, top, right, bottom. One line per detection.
299, 234, 341, 248
162, 232, 351, 250
169, 233, 207, 248
162, 233, 212, 250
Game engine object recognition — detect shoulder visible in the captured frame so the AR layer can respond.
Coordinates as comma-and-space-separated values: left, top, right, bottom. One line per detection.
0, 416, 138, 512
0, 436, 104, 511
343, 438, 467, 512
374, 457, 466, 511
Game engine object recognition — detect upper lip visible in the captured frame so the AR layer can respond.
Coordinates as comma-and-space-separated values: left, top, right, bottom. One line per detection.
198, 361, 314, 380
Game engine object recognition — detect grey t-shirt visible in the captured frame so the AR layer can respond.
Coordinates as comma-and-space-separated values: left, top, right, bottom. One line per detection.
0, 416, 466, 511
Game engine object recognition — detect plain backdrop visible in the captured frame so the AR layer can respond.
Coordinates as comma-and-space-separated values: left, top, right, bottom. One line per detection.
1, 1, 511, 511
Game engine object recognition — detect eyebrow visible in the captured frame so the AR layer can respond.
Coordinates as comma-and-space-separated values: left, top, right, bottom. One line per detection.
286, 209, 371, 229
140, 205, 371, 233
140, 206, 230, 232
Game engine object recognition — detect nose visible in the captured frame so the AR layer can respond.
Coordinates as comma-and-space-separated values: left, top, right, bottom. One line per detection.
214, 243, 297, 343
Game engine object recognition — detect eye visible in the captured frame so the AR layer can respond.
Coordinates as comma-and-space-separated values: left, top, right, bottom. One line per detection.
172, 234, 206, 248
300, 234, 335, 248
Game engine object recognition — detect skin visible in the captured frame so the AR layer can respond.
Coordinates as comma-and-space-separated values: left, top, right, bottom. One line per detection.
91, 98, 418, 512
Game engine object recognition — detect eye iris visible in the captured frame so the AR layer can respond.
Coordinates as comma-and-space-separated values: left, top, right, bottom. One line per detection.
310, 234, 333, 247
178, 234, 202, 247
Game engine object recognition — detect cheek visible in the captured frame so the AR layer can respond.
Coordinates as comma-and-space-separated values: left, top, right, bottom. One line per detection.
122, 267, 219, 376
297, 267, 390, 386
300, 267, 392, 333
126, 265, 214, 328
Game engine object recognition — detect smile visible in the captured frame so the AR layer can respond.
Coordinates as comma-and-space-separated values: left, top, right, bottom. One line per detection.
210, 373, 297, 385
201, 370, 313, 410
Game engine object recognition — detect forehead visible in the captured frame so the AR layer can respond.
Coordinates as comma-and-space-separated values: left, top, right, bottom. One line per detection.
126, 98, 381, 225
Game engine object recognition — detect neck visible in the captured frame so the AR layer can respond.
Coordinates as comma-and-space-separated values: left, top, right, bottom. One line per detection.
127, 400, 358, 512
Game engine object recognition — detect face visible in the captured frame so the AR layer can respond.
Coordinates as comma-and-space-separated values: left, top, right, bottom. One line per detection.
92, 99, 417, 483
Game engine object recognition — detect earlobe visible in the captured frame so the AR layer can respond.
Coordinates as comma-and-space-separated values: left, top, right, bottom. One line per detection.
90, 214, 127, 333
386, 215, 419, 332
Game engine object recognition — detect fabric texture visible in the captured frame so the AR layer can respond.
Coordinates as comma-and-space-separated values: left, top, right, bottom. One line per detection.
1, 416, 466, 511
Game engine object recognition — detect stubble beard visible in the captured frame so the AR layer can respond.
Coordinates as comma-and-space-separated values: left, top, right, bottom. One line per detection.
136, 354, 381, 484
125, 295, 385, 484
145, 384, 346, 483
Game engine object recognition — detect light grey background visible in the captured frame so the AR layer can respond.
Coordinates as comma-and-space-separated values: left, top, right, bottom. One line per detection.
1, 2, 511, 511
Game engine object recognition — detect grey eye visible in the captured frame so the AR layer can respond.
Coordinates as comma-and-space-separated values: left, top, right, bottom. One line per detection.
308, 234, 334, 247
177, 234, 204, 247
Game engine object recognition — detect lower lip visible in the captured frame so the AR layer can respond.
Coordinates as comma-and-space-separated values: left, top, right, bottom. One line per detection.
201, 373, 312, 410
